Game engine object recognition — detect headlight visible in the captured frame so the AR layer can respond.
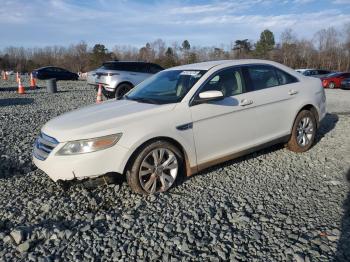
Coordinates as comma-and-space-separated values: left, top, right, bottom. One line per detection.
56, 133, 122, 155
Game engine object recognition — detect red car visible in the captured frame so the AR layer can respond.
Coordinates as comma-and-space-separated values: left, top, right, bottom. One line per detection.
321, 72, 350, 89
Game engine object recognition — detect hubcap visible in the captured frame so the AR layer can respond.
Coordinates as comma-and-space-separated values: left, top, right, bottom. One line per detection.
296, 116, 314, 147
139, 148, 178, 193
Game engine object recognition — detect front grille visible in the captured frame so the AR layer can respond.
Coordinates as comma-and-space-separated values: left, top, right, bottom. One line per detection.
33, 132, 59, 161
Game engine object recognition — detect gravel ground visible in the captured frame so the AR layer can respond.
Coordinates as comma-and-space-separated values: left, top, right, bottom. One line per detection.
0, 76, 349, 261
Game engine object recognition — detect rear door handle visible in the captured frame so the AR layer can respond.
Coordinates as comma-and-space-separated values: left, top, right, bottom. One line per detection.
240, 99, 253, 106
288, 89, 298, 95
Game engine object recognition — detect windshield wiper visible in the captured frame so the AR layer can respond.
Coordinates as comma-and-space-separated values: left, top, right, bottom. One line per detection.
124, 95, 160, 104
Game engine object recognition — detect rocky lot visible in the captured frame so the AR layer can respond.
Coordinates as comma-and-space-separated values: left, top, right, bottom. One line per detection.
0, 76, 349, 261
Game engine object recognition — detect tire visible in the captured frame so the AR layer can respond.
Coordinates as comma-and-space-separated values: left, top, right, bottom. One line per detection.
328, 82, 335, 89
286, 110, 317, 153
115, 83, 133, 99
126, 140, 184, 194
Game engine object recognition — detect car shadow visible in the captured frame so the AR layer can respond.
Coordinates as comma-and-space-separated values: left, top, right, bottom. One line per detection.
335, 168, 350, 261
314, 113, 339, 145
0, 98, 34, 107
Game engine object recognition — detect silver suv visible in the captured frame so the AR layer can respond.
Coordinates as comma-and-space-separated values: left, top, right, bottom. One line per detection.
88, 61, 164, 98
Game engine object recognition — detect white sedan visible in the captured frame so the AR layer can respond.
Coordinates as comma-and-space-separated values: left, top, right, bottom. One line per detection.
33, 59, 326, 194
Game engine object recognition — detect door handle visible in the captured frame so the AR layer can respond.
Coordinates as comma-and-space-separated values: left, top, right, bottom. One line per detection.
240, 99, 253, 106
288, 89, 298, 95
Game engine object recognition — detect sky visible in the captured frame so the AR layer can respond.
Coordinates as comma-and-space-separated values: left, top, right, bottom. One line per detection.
1, 0, 350, 49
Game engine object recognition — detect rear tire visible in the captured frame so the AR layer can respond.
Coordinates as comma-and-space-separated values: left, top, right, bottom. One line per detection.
115, 83, 133, 99
126, 140, 183, 194
286, 110, 316, 153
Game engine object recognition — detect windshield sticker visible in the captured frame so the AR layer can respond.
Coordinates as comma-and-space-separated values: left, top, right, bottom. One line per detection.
180, 71, 201, 76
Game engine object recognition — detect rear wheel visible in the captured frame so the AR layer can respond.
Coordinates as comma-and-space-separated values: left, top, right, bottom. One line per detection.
126, 141, 183, 194
115, 83, 133, 99
287, 110, 316, 153
328, 82, 335, 89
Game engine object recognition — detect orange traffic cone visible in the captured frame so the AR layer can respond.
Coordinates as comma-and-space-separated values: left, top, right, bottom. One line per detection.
16, 72, 20, 83
18, 78, 25, 94
30, 73, 36, 89
96, 84, 103, 103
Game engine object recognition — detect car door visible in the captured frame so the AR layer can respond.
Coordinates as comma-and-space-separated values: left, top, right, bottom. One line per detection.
242, 64, 300, 143
54, 68, 65, 80
44, 68, 54, 79
189, 67, 258, 166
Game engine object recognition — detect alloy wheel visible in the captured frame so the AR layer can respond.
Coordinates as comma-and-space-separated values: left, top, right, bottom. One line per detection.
296, 116, 314, 147
139, 148, 178, 194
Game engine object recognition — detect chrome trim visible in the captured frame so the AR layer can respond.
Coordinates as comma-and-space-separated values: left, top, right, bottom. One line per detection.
33, 132, 59, 161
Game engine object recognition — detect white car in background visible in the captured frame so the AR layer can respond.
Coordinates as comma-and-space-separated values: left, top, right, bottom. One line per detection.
33, 59, 326, 194
87, 61, 164, 99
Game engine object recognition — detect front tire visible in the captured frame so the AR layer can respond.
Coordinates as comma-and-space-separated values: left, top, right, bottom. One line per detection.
115, 83, 133, 99
126, 141, 183, 194
287, 110, 316, 153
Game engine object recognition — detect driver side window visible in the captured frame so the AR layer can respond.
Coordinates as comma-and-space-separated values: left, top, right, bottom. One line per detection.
201, 68, 245, 97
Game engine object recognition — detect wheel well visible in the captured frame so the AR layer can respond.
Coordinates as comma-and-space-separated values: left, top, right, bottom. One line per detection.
298, 104, 319, 128
116, 81, 134, 89
122, 136, 189, 176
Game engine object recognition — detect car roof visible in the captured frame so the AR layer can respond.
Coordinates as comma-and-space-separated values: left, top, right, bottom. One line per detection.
36, 66, 61, 70
169, 59, 290, 71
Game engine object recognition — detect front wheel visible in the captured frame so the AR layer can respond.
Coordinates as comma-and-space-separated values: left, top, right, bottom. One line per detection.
126, 141, 183, 194
286, 110, 316, 153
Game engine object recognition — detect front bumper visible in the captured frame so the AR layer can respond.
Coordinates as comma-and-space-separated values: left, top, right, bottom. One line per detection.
33, 142, 130, 182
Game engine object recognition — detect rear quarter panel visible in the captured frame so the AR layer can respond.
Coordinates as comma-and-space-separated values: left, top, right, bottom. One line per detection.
291, 76, 326, 130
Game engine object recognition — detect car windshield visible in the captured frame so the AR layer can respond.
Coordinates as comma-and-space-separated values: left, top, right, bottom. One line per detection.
124, 70, 207, 104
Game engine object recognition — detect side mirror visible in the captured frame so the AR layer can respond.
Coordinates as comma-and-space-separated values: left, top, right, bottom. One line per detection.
192, 90, 224, 106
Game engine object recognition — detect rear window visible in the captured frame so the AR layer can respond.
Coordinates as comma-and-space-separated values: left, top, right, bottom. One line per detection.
246, 65, 298, 91
101, 62, 149, 73
246, 65, 279, 90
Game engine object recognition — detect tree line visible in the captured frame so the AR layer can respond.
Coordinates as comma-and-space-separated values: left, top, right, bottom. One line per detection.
1, 24, 350, 73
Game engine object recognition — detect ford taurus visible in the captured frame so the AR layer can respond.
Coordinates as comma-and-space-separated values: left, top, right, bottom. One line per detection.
33, 60, 326, 194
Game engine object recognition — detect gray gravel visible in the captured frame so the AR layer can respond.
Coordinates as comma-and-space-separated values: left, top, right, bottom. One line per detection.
0, 76, 350, 261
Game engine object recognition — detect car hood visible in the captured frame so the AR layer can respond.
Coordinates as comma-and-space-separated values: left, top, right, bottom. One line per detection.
42, 100, 176, 142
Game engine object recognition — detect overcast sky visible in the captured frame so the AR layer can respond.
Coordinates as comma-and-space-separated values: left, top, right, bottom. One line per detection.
1, 0, 350, 49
